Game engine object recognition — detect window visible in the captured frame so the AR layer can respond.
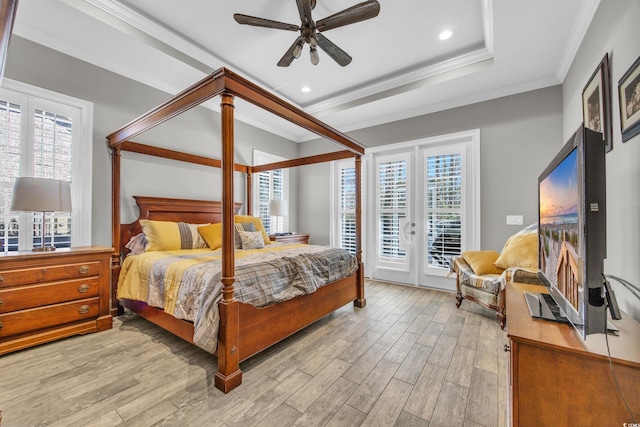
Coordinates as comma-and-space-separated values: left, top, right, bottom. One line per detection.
330, 158, 365, 255
0, 80, 93, 253
253, 150, 288, 234
331, 160, 357, 254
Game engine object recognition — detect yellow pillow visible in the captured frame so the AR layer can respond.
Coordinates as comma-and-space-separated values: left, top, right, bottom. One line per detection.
198, 222, 223, 250
139, 219, 208, 251
462, 250, 505, 275
233, 215, 271, 245
494, 231, 538, 269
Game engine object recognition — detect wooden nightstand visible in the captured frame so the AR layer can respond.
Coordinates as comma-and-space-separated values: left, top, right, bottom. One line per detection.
0, 246, 113, 355
269, 233, 310, 244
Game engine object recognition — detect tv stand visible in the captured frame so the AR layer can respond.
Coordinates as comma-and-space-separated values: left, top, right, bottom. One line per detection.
506, 282, 640, 426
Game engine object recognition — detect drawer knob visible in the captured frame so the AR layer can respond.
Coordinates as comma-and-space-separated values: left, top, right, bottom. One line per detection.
78, 284, 90, 293
0, 321, 3, 330
79, 266, 90, 274
79, 305, 90, 314
0, 275, 3, 284
0, 298, 3, 306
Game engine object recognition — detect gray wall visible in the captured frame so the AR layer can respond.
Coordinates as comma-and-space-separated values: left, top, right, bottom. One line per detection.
5, 37, 300, 246
562, 0, 640, 320
299, 86, 564, 251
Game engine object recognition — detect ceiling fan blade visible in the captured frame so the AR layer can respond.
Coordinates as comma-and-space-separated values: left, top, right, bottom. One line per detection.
277, 36, 306, 67
296, 0, 313, 24
234, 14, 299, 31
315, 33, 352, 66
316, 0, 380, 32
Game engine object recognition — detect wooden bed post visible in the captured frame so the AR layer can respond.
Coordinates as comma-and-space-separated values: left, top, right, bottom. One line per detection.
110, 146, 122, 316
354, 155, 366, 308
214, 92, 242, 393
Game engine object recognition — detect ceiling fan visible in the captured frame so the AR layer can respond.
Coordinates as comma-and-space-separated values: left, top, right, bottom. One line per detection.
234, 0, 380, 67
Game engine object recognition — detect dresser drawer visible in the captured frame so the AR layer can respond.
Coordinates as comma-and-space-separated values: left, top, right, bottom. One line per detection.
0, 298, 99, 338
0, 277, 100, 313
0, 262, 100, 288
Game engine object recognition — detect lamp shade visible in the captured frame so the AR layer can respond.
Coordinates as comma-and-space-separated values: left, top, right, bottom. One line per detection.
11, 177, 72, 213
268, 199, 288, 217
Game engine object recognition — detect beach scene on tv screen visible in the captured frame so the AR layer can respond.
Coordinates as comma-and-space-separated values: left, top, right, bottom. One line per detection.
539, 148, 581, 311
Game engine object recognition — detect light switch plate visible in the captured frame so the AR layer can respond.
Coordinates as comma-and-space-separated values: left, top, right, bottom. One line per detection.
506, 215, 524, 225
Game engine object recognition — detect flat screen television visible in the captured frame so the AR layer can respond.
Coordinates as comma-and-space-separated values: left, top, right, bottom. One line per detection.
535, 126, 610, 338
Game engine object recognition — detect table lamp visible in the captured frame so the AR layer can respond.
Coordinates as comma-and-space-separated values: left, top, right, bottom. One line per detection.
268, 199, 289, 235
10, 177, 72, 251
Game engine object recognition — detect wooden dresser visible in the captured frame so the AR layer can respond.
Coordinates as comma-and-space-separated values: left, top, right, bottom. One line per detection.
269, 233, 309, 244
0, 246, 113, 355
506, 282, 640, 426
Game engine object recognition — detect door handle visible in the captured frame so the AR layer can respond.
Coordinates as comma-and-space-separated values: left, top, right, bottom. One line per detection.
399, 219, 415, 249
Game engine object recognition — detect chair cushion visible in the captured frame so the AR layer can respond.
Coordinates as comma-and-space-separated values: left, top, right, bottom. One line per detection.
453, 257, 503, 294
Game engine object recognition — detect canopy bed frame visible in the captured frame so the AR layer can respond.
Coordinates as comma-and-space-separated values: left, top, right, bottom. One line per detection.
107, 68, 365, 393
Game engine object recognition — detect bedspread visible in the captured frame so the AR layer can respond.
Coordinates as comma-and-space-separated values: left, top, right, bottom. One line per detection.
117, 244, 357, 353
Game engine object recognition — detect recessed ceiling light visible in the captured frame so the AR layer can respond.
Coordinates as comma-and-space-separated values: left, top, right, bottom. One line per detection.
301, 86, 311, 93
439, 30, 453, 41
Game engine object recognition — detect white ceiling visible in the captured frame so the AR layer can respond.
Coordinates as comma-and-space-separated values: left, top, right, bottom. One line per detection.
12, 0, 600, 142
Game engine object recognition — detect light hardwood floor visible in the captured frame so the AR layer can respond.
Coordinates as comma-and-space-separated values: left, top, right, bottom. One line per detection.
0, 280, 510, 426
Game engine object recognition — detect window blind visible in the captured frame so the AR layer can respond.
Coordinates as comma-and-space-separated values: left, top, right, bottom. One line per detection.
339, 166, 356, 254
257, 168, 284, 234
378, 160, 407, 260
0, 101, 21, 252
0, 100, 75, 252
425, 153, 462, 268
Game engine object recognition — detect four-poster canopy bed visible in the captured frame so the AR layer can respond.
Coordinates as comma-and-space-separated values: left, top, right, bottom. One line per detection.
107, 68, 365, 393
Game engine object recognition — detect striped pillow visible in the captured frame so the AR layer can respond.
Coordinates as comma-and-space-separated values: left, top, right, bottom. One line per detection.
139, 219, 209, 251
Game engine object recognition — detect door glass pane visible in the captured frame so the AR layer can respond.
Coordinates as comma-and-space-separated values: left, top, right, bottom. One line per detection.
379, 160, 407, 260
425, 153, 462, 268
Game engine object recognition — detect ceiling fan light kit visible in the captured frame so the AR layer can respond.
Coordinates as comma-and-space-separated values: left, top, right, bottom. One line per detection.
234, 0, 380, 67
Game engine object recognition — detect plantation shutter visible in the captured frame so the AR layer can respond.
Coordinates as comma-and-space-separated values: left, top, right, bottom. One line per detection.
0, 95, 73, 252
378, 159, 407, 260
256, 167, 284, 234
425, 152, 463, 268
338, 166, 356, 254
33, 108, 73, 248
0, 101, 22, 252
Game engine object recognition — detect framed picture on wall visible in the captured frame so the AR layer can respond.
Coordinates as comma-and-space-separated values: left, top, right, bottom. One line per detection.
582, 53, 612, 152
618, 55, 640, 142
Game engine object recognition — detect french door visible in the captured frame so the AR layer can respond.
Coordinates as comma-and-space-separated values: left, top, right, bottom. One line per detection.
365, 131, 480, 291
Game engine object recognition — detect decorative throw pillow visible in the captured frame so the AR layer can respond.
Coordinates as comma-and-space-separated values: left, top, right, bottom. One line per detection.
139, 219, 209, 251
125, 233, 148, 255
238, 230, 265, 250
233, 215, 271, 245
462, 250, 504, 275
234, 222, 256, 248
494, 231, 538, 270
198, 222, 223, 250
